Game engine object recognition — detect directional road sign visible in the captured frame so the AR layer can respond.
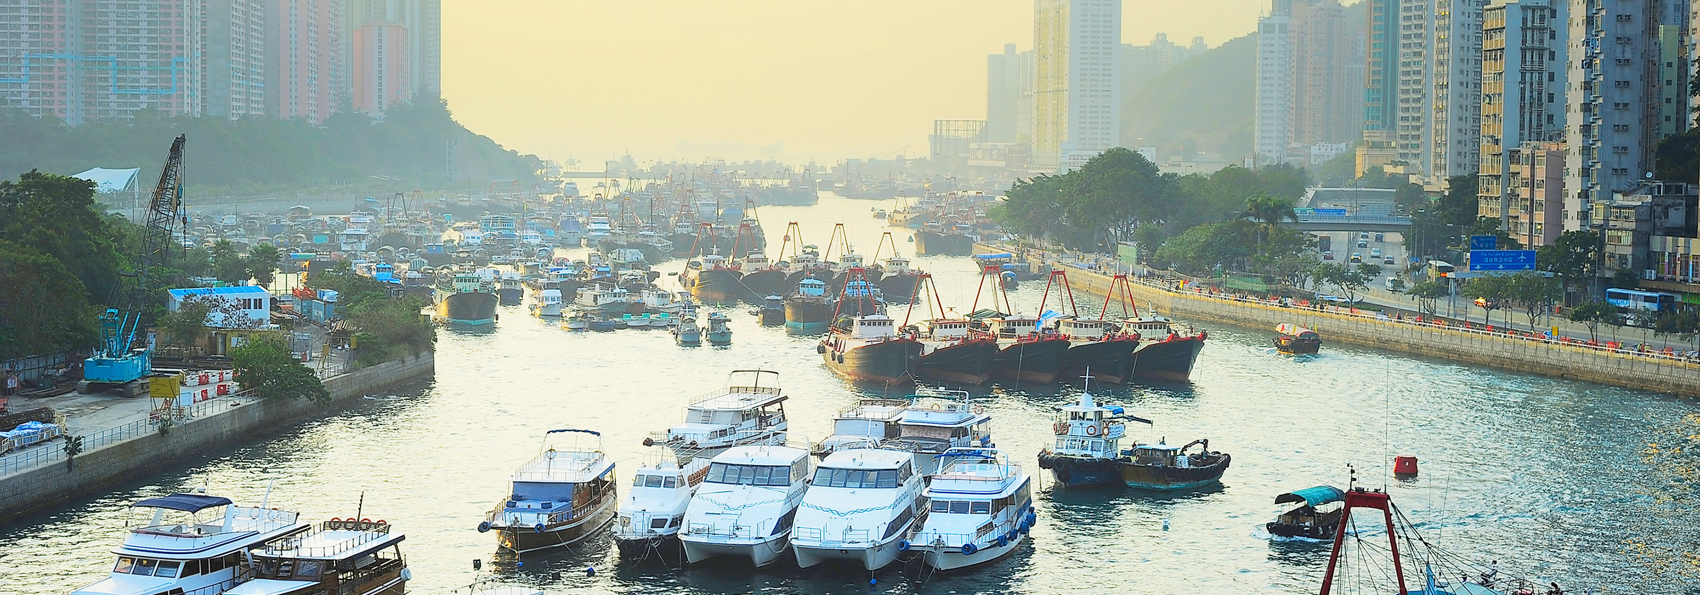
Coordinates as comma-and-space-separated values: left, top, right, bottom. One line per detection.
1470, 235, 1497, 250
1469, 249, 1536, 271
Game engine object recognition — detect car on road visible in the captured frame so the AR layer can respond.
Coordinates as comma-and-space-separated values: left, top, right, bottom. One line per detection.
1357, 240, 1369, 248
1350, 253, 1363, 263
1371, 248, 1382, 257
1374, 233, 1386, 242
1323, 250, 1335, 260
1360, 232, 1370, 240
1383, 256, 1396, 265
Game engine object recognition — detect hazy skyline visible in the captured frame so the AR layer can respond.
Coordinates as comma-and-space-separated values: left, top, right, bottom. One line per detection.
442, 0, 1267, 165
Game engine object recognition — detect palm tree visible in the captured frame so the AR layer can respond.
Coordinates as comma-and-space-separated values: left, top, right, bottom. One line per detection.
1243, 195, 1297, 248
246, 243, 282, 288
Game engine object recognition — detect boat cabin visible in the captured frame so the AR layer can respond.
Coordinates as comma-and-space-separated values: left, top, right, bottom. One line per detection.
72, 494, 309, 595
986, 317, 1040, 339
815, 399, 910, 454
922, 319, 972, 339
884, 257, 910, 275
229, 520, 407, 595
743, 252, 771, 269
886, 390, 993, 469
1123, 317, 1174, 338
451, 273, 483, 292
846, 315, 897, 340
666, 370, 789, 448
537, 289, 562, 305
1058, 318, 1114, 340
839, 253, 865, 269
1266, 485, 1346, 539
1051, 392, 1129, 459
796, 278, 828, 298
700, 254, 730, 270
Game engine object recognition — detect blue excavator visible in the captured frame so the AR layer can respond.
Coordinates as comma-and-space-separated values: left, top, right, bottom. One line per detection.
82, 135, 186, 396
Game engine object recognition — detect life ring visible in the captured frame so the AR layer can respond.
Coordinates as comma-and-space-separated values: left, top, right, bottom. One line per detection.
477, 521, 491, 533
1053, 422, 1067, 434
1085, 424, 1099, 436
973, 405, 986, 414
960, 543, 977, 556
361, 518, 372, 523
375, 519, 386, 525
534, 523, 547, 534
930, 403, 941, 411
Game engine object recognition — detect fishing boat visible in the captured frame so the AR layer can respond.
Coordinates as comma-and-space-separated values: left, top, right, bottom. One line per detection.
1317, 485, 1542, 595
621, 312, 652, 329
812, 398, 910, 457
674, 315, 703, 345
229, 518, 408, 595
784, 277, 834, 334
531, 288, 563, 318
905, 273, 997, 385
821, 314, 921, 385
1119, 438, 1230, 490
1036, 388, 1148, 487
71, 492, 310, 595
613, 454, 711, 559
1274, 323, 1322, 354
882, 388, 994, 475
705, 311, 733, 345
792, 448, 926, 570
1124, 316, 1207, 382
1057, 318, 1139, 384
904, 448, 1034, 571
738, 251, 789, 298
563, 311, 590, 330
497, 271, 525, 306
587, 313, 618, 332
682, 254, 743, 304
478, 429, 618, 554
984, 316, 1068, 383
759, 295, 785, 325
434, 270, 499, 327
649, 369, 788, 464
679, 443, 813, 567
1265, 485, 1345, 539
641, 289, 684, 314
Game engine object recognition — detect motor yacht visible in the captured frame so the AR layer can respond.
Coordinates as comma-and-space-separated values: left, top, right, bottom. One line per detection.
226, 518, 408, 595
812, 398, 909, 457
650, 369, 788, 464
791, 449, 925, 570
71, 492, 309, 595
882, 388, 993, 475
613, 455, 710, 559
906, 448, 1034, 571
679, 444, 812, 567
478, 429, 617, 554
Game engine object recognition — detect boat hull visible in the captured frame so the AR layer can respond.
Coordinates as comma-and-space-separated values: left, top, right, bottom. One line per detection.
741, 269, 789, 299
1119, 454, 1231, 490
494, 502, 617, 554
436, 291, 498, 326
991, 338, 1068, 383
1129, 337, 1205, 382
876, 273, 922, 304
498, 287, 524, 306
690, 269, 745, 304
793, 537, 904, 571
1036, 452, 1122, 488
1060, 339, 1139, 384
823, 339, 921, 385
681, 534, 791, 567
1274, 336, 1322, 354
916, 532, 1025, 571
917, 339, 997, 385
914, 231, 974, 256
615, 533, 683, 558
784, 297, 833, 334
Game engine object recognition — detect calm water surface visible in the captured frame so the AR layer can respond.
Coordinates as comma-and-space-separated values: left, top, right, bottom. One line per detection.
2, 195, 1693, 594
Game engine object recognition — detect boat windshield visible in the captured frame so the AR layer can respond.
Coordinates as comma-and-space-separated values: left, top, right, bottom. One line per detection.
705, 463, 793, 486
631, 474, 680, 489
813, 466, 909, 489
929, 499, 996, 515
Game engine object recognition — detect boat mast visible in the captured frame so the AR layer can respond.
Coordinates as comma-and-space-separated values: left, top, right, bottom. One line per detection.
1038, 269, 1078, 317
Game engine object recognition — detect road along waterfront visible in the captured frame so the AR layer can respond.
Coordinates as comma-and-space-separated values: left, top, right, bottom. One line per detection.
2, 196, 1694, 594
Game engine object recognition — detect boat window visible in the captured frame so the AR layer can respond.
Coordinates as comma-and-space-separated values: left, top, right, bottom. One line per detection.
295, 560, 323, 578
738, 466, 757, 485
645, 475, 664, 488
663, 476, 678, 489
706, 463, 792, 486
133, 558, 160, 576
153, 561, 182, 578
650, 517, 670, 529
931, 500, 950, 513
875, 470, 898, 489
897, 465, 912, 483
705, 464, 727, 483
753, 466, 774, 485
949, 501, 971, 514
114, 557, 138, 574
971, 501, 991, 514
792, 459, 809, 482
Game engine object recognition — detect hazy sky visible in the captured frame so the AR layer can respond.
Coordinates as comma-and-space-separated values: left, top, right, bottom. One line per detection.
442, 0, 1267, 165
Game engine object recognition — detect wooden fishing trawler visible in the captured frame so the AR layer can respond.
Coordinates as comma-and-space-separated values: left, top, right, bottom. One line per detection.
1119, 438, 1230, 490
478, 429, 617, 553
1047, 271, 1139, 383
970, 265, 1067, 383
1274, 323, 1322, 354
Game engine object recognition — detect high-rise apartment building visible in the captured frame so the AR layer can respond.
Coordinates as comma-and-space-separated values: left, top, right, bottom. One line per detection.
0, 0, 199, 123
203, 0, 266, 119
1430, 0, 1486, 182
268, 0, 342, 124
1033, 0, 1122, 171
351, 22, 408, 113
1122, 33, 1205, 99
987, 44, 1032, 143
1364, 0, 1399, 133
1563, 0, 1690, 230
1477, 0, 1566, 228
1394, 0, 1433, 169
344, 0, 439, 107
1256, 0, 1361, 163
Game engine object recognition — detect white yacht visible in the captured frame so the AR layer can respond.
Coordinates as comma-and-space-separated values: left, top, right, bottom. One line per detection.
812, 398, 909, 457
531, 288, 563, 318
906, 448, 1034, 571
72, 493, 309, 595
883, 388, 994, 475
478, 429, 617, 554
227, 518, 408, 595
641, 289, 683, 313
791, 449, 926, 570
612, 455, 710, 558
679, 444, 812, 567
652, 369, 788, 464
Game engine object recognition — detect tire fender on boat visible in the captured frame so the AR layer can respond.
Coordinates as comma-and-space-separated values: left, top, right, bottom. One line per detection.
897, 540, 911, 551
534, 523, 547, 533
477, 521, 491, 533
996, 535, 1008, 548
960, 543, 977, 555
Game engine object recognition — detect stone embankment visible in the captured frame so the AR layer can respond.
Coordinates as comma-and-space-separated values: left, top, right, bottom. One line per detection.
0, 352, 434, 524
981, 243, 1700, 397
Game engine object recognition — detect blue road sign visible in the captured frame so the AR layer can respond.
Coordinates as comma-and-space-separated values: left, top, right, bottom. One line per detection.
1315, 208, 1349, 216
1470, 249, 1536, 271
1470, 235, 1497, 250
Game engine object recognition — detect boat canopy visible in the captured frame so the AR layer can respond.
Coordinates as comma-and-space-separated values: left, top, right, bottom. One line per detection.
1273, 485, 1345, 507
972, 253, 1012, 260
133, 493, 234, 512
1275, 323, 1317, 337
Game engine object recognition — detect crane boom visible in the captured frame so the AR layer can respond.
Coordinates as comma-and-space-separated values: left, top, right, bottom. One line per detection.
85, 135, 186, 388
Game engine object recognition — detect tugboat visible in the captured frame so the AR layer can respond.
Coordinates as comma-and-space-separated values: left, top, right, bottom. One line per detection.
434, 269, 499, 327
1119, 437, 1230, 490
792, 448, 926, 570
784, 277, 834, 334
648, 369, 789, 464
478, 429, 618, 553
613, 453, 711, 559
705, 311, 733, 345
71, 492, 309, 595
1036, 386, 1150, 488
1274, 323, 1322, 354
679, 443, 813, 567
905, 448, 1034, 570
1266, 485, 1345, 539
233, 517, 409, 595
759, 295, 785, 325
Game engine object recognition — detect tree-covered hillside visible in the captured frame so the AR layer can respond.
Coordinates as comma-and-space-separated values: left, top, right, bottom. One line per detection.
1121, 33, 1255, 159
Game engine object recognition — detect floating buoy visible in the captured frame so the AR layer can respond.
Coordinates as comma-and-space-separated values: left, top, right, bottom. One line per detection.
585, 566, 595, 577
472, 559, 482, 570
1394, 455, 1419, 476
1162, 518, 1170, 531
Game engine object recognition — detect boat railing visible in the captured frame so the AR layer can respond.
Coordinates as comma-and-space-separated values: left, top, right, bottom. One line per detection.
793, 526, 874, 546
261, 520, 392, 558
684, 522, 752, 540
691, 385, 784, 404
181, 567, 252, 595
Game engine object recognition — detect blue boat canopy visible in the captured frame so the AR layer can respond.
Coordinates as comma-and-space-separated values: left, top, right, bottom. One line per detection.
133, 493, 234, 512
972, 253, 1013, 260
1274, 485, 1345, 507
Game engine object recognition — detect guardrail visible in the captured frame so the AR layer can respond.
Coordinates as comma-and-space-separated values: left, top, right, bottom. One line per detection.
0, 391, 259, 478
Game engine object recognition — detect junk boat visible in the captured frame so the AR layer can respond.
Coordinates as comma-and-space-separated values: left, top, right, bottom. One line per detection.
813, 398, 910, 457
679, 443, 813, 567
478, 429, 617, 553
71, 492, 309, 595
1274, 323, 1321, 354
649, 369, 789, 464
882, 388, 994, 475
613, 453, 711, 559
1265, 485, 1345, 539
1036, 386, 1150, 488
1119, 438, 1230, 490
905, 448, 1034, 571
228, 518, 408, 595
791, 448, 926, 570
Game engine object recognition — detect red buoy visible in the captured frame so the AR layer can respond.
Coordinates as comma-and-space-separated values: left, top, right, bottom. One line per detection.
1393, 455, 1419, 476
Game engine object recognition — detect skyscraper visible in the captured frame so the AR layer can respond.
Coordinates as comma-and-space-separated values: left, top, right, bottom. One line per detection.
268, 0, 342, 124
0, 0, 199, 124
1256, 0, 1361, 163
986, 44, 1029, 143
1429, 0, 1485, 182
351, 22, 409, 113
1255, 7, 1293, 161
1477, 0, 1566, 231
1395, 0, 1433, 171
202, 0, 266, 119
1033, 0, 1122, 171
1563, 0, 1690, 230
344, 0, 439, 106
1363, 0, 1399, 133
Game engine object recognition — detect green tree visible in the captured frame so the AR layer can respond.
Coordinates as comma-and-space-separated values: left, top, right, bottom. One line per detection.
1652, 308, 1700, 350
1310, 262, 1371, 304
210, 239, 247, 284
0, 240, 97, 360
1406, 280, 1449, 317
246, 243, 282, 288
1461, 275, 1513, 326
0, 171, 123, 303
1612, 266, 1641, 290
231, 334, 328, 402
1537, 230, 1600, 301
1506, 271, 1561, 330
1568, 301, 1621, 343
1243, 195, 1297, 249
1654, 125, 1700, 184
156, 295, 213, 350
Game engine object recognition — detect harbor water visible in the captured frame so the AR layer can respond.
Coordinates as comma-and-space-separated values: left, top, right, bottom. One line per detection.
2, 195, 1693, 594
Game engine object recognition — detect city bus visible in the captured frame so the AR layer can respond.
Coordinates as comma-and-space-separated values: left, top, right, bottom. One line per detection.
1604, 288, 1681, 326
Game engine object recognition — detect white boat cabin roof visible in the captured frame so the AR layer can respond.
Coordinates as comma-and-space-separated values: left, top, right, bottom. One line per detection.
255, 521, 404, 561
689, 386, 786, 412
116, 494, 305, 559
511, 449, 614, 484
818, 448, 912, 470
928, 452, 1023, 495
712, 444, 810, 466
835, 399, 909, 423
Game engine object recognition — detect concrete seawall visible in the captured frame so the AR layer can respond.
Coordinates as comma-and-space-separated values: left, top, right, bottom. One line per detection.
980, 243, 1700, 397
0, 352, 434, 524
